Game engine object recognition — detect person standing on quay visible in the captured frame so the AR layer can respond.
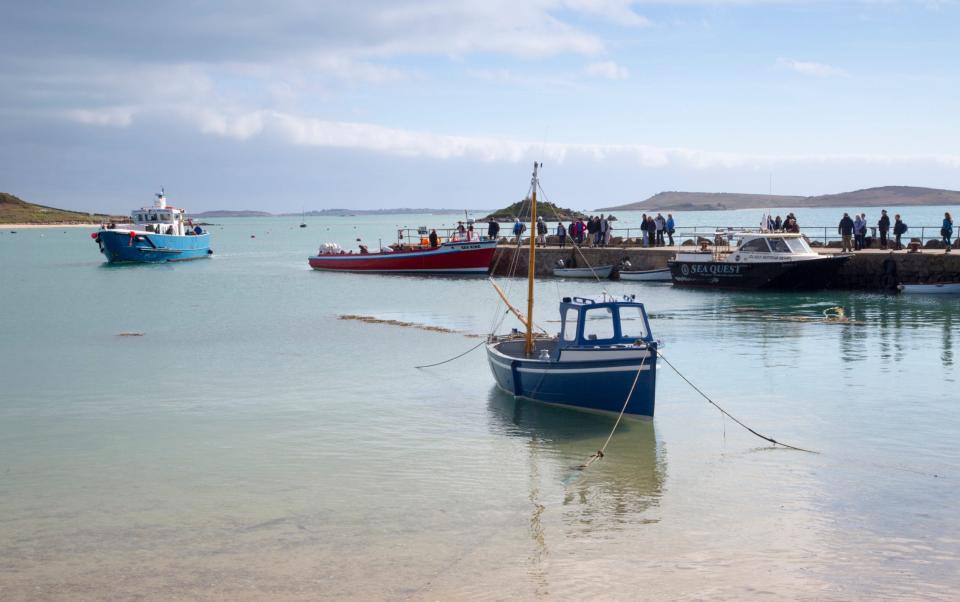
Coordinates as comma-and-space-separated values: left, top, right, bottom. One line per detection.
640, 214, 649, 248
893, 214, 906, 250
666, 214, 675, 246
536, 216, 547, 248
878, 210, 890, 249
487, 218, 500, 241
556, 222, 567, 248
839, 212, 855, 253
655, 213, 666, 246
853, 213, 865, 251
599, 214, 609, 248
513, 218, 524, 243
942, 212, 954, 253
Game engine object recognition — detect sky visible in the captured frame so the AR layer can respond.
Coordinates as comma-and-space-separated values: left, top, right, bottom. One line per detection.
1, 0, 958, 213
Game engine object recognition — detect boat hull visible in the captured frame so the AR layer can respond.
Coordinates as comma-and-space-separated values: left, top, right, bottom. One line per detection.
95, 230, 211, 263
899, 282, 960, 294
669, 255, 849, 290
486, 342, 657, 418
308, 240, 496, 273
553, 265, 614, 279
619, 268, 672, 282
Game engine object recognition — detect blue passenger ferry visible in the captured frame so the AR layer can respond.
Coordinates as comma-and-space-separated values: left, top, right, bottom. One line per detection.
92, 190, 211, 263
486, 163, 658, 418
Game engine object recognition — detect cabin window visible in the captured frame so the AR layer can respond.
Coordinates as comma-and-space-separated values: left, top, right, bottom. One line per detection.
768, 238, 791, 253
582, 307, 616, 342
619, 306, 649, 340
562, 307, 579, 342
786, 238, 810, 253
740, 238, 770, 253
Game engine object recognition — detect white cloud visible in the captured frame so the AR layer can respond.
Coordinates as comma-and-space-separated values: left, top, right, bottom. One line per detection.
777, 58, 847, 77
164, 109, 960, 169
586, 61, 630, 80
62, 107, 136, 127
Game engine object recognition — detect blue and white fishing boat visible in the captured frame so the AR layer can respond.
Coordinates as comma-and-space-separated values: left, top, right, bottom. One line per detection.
92, 189, 211, 263
486, 163, 659, 418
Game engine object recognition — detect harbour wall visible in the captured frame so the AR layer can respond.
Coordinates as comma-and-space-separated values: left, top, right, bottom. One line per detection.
490, 245, 960, 289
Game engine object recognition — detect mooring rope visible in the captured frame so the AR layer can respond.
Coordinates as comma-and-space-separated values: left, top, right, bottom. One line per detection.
657, 351, 818, 454
414, 340, 488, 369
578, 349, 650, 469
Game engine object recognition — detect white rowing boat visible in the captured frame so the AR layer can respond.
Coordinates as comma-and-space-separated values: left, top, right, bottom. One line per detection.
898, 282, 960, 294
553, 265, 614, 279
619, 268, 672, 282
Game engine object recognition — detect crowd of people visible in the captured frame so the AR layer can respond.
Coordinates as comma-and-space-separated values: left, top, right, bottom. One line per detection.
835, 210, 954, 253
474, 209, 957, 253
493, 213, 676, 248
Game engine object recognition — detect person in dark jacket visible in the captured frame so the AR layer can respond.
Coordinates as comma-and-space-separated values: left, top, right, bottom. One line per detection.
893, 214, 906, 250
639, 214, 649, 247
838, 213, 855, 253
556, 222, 567, 248
942, 212, 953, 253
774, 215, 782, 231
878, 210, 890, 249
487, 219, 500, 240
428, 229, 439, 248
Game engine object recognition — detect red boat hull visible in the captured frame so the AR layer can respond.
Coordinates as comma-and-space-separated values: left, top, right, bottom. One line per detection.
308, 240, 497, 273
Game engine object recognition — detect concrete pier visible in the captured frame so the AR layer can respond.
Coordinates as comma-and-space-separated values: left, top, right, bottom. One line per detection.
491, 244, 960, 290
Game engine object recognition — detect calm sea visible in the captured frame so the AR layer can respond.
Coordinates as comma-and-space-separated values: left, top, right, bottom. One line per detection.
1, 211, 958, 600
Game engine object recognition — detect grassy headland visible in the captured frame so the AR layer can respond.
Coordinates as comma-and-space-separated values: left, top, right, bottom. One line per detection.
0, 192, 122, 224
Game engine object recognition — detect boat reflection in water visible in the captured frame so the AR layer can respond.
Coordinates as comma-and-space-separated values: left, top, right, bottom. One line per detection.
486, 387, 666, 523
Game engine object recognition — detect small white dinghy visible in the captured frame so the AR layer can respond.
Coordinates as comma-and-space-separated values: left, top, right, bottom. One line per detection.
898, 282, 960, 295
553, 265, 614, 279
619, 267, 672, 282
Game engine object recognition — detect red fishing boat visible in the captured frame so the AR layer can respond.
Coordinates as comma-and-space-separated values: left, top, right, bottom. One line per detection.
308, 233, 497, 274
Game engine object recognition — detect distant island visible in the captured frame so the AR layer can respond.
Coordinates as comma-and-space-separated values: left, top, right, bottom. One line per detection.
598, 186, 960, 212
189, 210, 274, 218
483, 200, 586, 222
188, 208, 492, 218
0, 192, 122, 224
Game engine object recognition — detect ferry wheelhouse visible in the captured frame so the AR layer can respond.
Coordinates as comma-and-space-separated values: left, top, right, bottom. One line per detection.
669, 231, 849, 290
92, 190, 211, 263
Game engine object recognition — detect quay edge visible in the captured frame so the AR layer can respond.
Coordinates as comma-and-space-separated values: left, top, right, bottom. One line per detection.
491, 245, 960, 290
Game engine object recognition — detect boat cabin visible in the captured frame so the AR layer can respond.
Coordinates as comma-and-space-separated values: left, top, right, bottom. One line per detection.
559, 295, 653, 348
128, 190, 192, 236
675, 231, 819, 264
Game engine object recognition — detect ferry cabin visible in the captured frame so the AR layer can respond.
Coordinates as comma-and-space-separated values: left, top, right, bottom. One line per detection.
130, 201, 190, 236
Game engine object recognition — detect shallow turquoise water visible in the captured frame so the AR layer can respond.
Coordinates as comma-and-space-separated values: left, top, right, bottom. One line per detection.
1, 218, 958, 600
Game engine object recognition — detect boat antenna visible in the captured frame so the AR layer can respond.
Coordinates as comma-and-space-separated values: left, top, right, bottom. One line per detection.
525, 162, 540, 357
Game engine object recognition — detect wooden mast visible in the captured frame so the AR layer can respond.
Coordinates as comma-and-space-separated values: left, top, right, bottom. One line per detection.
525, 162, 539, 356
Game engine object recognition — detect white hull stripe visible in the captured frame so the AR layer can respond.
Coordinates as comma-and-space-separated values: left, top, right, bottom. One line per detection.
488, 358, 651, 374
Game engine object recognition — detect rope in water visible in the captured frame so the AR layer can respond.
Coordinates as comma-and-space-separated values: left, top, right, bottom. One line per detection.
579, 349, 649, 469
657, 351, 819, 454
414, 340, 488, 369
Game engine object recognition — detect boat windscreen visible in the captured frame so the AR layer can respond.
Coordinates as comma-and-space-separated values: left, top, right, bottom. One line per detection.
619, 306, 649, 339
582, 307, 616, 341
768, 238, 791, 253
562, 307, 579, 341
785, 238, 810, 253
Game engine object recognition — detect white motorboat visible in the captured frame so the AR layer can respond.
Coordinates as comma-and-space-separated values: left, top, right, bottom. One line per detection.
619, 267, 672, 282
553, 265, 614, 279
898, 282, 960, 294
